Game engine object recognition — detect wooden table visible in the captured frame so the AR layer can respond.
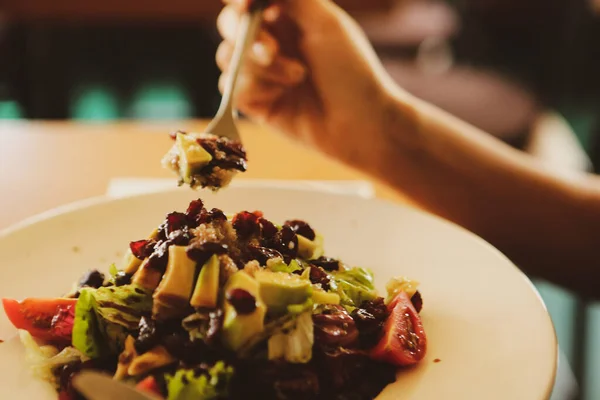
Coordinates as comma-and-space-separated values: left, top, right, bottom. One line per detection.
0, 120, 409, 230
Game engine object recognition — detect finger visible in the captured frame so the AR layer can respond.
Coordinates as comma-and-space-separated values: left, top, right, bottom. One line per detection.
218, 73, 285, 120
217, 6, 279, 66
216, 41, 306, 85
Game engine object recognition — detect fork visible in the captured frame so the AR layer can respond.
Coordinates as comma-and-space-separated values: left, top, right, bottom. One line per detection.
205, 0, 270, 141
73, 371, 158, 400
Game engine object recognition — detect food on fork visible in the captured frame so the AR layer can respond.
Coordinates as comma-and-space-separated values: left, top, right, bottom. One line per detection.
162, 131, 247, 191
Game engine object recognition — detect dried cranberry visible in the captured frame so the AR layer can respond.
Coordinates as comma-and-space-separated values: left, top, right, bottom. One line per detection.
186, 199, 204, 219
309, 257, 341, 272
411, 291, 423, 313
187, 242, 228, 266
199, 139, 218, 156
168, 227, 193, 246
284, 220, 316, 241
309, 266, 331, 291
78, 270, 105, 289
313, 305, 359, 348
351, 298, 389, 348
198, 208, 227, 225
233, 211, 261, 239
114, 272, 132, 287
247, 245, 283, 265
209, 208, 227, 222
135, 316, 159, 354
165, 212, 192, 233
272, 225, 298, 261
259, 218, 278, 241
217, 138, 247, 159
146, 241, 170, 273
226, 289, 257, 315
130, 239, 157, 260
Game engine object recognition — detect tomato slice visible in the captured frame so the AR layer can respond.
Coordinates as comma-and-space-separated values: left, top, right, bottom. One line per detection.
2, 298, 77, 342
370, 291, 427, 366
136, 376, 164, 398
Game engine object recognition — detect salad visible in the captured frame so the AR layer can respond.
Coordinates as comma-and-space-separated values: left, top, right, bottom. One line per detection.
2, 197, 426, 400
162, 131, 247, 190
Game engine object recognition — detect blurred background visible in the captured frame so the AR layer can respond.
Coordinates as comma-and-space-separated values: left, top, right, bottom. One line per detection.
1, 0, 599, 398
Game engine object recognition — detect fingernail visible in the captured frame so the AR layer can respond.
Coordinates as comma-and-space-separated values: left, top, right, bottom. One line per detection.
252, 42, 273, 66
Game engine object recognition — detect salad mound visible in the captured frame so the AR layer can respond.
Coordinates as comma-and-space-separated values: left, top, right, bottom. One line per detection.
2, 197, 427, 400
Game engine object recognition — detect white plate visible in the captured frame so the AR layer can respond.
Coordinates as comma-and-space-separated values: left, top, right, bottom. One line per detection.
0, 187, 556, 399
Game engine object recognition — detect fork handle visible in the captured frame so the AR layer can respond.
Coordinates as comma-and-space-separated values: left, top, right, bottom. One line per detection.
216, 2, 268, 119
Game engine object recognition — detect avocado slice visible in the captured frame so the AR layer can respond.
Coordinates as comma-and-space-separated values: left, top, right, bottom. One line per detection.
190, 254, 220, 309
122, 250, 143, 275
152, 245, 197, 320
312, 289, 341, 305
297, 233, 324, 260
255, 270, 312, 315
131, 259, 163, 291
175, 132, 213, 184
128, 345, 176, 377
222, 271, 266, 352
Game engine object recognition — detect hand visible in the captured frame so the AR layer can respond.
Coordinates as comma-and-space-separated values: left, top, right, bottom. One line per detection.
216, 0, 401, 165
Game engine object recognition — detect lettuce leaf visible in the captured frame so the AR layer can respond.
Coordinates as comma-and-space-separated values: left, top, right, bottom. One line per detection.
385, 276, 419, 303
166, 362, 234, 400
72, 288, 103, 358
267, 311, 314, 364
19, 330, 86, 388
330, 267, 377, 308
267, 259, 302, 274
72, 284, 152, 358
93, 285, 152, 330
108, 263, 119, 277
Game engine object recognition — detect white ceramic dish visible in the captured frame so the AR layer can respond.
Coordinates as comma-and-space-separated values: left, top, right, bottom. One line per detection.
0, 187, 556, 399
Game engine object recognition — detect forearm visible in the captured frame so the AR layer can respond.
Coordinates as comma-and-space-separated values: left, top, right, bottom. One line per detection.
362, 90, 600, 298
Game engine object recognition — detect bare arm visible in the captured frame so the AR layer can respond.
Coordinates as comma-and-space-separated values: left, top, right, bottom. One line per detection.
361, 90, 600, 298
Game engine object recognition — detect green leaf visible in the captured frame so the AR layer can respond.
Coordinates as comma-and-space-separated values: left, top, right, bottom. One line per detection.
331, 267, 377, 307
93, 284, 152, 330
71, 284, 152, 359
267, 311, 314, 364
166, 362, 234, 400
72, 288, 103, 358
108, 263, 119, 277
268, 259, 302, 274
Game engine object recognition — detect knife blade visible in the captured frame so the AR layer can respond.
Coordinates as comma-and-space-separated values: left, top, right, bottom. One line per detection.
72, 371, 159, 400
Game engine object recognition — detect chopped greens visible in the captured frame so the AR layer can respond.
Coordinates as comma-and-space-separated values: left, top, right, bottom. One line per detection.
166, 362, 234, 400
